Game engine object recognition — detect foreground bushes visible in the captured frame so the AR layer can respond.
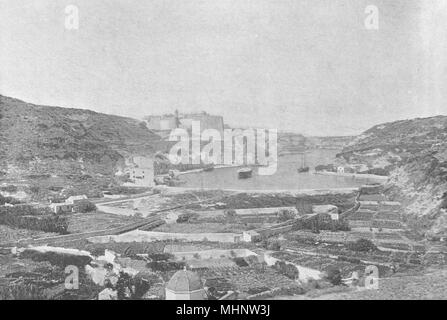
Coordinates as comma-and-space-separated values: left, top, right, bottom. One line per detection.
0, 283, 47, 300
441, 192, 447, 210
293, 215, 351, 232
74, 201, 97, 213
0, 194, 21, 205
20, 250, 92, 267
273, 261, 299, 280
325, 267, 342, 285
0, 205, 68, 234
0, 184, 18, 193
347, 238, 377, 252
147, 261, 185, 272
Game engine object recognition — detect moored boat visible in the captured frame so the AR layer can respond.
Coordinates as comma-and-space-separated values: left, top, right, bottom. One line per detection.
298, 166, 310, 173
237, 167, 253, 179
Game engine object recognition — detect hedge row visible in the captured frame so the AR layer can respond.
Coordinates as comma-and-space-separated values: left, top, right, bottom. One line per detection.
0, 205, 68, 234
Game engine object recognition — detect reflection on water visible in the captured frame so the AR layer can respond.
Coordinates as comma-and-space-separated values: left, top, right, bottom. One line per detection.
179, 149, 378, 190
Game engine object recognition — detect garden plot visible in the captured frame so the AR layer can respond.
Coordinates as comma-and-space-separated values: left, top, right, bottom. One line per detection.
374, 233, 405, 241
359, 204, 379, 211
372, 220, 404, 229
271, 251, 368, 278
379, 202, 401, 211
0, 225, 55, 244
169, 248, 257, 261
348, 211, 376, 221
67, 212, 142, 234
200, 268, 300, 297
348, 220, 373, 228
318, 232, 350, 243
153, 222, 250, 234
348, 231, 374, 240
377, 242, 412, 251
186, 258, 238, 270
375, 212, 401, 221
358, 194, 386, 202
89, 230, 242, 243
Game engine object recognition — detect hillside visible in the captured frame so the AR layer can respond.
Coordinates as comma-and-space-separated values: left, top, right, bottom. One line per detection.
337, 116, 447, 236
0, 95, 165, 178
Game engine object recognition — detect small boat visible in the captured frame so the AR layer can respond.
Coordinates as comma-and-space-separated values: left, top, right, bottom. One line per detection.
297, 152, 309, 173
203, 165, 214, 172
238, 167, 253, 179
298, 166, 310, 173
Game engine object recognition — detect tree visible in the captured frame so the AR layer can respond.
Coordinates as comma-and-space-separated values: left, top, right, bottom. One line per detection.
277, 209, 296, 222
326, 267, 342, 285
284, 264, 299, 280
347, 238, 377, 252
262, 239, 281, 251
274, 261, 299, 280
74, 201, 96, 213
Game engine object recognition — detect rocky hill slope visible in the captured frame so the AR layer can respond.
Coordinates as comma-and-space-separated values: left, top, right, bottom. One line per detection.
337, 116, 447, 236
0, 95, 165, 178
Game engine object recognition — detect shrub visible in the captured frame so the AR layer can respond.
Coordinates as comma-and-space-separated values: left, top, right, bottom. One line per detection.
74, 201, 96, 213
148, 253, 174, 261
325, 267, 342, 285
115, 272, 150, 299
284, 264, 300, 280
0, 194, 21, 205
0, 185, 18, 193
359, 168, 389, 176
176, 213, 193, 223
29, 185, 40, 194
147, 261, 185, 272
273, 261, 299, 280
441, 192, 447, 209
224, 209, 237, 218
277, 209, 296, 222
0, 284, 47, 300
294, 215, 350, 232
233, 257, 249, 267
262, 240, 281, 251
347, 238, 377, 252
20, 250, 92, 268
0, 206, 68, 234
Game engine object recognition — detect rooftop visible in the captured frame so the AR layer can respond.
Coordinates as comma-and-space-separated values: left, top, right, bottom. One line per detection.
166, 269, 203, 293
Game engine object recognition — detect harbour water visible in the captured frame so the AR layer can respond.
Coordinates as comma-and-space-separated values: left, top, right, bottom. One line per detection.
178, 149, 380, 191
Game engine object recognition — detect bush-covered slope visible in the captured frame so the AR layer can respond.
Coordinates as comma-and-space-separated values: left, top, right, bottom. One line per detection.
0, 95, 163, 176
338, 115, 447, 236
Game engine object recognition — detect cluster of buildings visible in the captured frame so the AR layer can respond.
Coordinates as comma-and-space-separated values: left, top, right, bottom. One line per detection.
49, 195, 88, 214
144, 111, 225, 136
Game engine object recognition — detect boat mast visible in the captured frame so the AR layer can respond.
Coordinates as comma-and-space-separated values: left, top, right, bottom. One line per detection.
301, 152, 306, 169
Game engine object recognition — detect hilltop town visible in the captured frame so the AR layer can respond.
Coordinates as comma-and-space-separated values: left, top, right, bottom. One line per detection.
1, 96, 447, 300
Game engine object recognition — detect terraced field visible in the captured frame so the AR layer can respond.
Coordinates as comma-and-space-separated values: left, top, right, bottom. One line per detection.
314, 269, 447, 300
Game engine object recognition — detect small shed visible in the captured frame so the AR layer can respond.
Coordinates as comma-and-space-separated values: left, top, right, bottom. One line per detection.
49, 203, 74, 214
66, 195, 88, 205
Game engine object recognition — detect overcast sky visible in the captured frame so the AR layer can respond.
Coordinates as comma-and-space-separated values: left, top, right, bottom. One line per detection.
1, 0, 446, 135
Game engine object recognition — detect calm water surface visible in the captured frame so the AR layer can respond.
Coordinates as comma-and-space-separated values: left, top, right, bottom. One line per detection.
179, 149, 378, 191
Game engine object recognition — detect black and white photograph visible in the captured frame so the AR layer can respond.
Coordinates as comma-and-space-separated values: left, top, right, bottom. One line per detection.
0, 0, 447, 304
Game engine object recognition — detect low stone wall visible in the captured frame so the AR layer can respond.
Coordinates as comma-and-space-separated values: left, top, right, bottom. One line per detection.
88, 230, 242, 244
169, 248, 257, 260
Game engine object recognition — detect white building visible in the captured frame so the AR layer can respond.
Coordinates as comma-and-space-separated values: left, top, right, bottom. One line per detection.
66, 195, 88, 205
337, 166, 345, 174
242, 230, 261, 242
49, 203, 74, 214
165, 269, 206, 300
312, 204, 339, 221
